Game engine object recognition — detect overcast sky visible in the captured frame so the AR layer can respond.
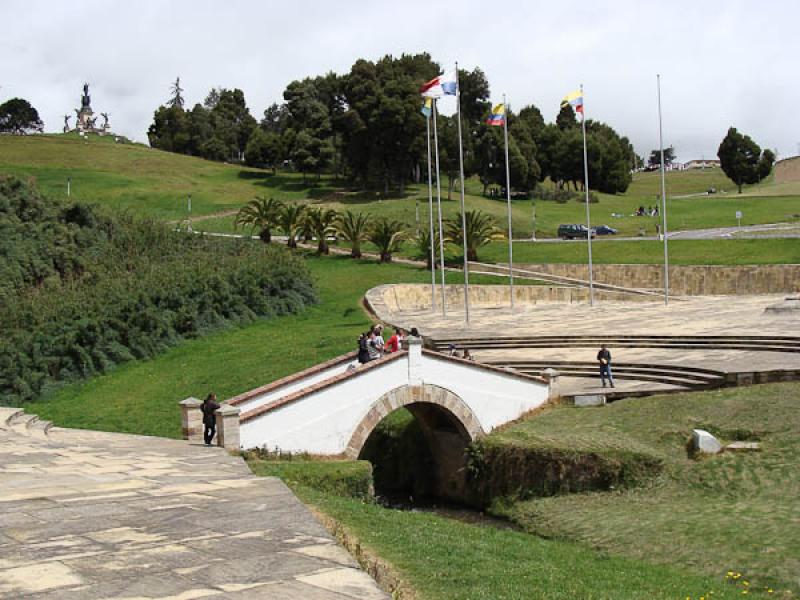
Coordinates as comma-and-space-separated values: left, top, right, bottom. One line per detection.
2, 0, 796, 161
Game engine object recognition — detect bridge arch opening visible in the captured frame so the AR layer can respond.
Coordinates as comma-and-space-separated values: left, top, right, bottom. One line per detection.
347, 384, 484, 503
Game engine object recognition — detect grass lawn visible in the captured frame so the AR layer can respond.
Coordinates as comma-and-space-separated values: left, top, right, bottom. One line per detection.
489, 383, 800, 596
292, 485, 754, 600
3, 135, 800, 241
24, 255, 507, 437
480, 237, 800, 265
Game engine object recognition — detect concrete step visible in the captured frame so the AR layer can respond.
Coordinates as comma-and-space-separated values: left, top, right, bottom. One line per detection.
27, 415, 53, 439
495, 360, 725, 377
492, 361, 727, 389
0, 407, 25, 429
7, 412, 38, 434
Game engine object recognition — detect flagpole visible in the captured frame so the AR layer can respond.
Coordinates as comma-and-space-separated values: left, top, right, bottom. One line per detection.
432, 99, 447, 316
455, 62, 470, 324
657, 74, 669, 305
502, 94, 514, 309
426, 109, 437, 312
580, 83, 595, 306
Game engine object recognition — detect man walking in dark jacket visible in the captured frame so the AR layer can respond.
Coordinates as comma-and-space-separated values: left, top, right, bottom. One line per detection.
597, 345, 615, 388
201, 392, 220, 446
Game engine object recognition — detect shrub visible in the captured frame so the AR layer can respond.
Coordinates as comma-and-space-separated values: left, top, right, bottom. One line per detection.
0, 177, 317, 405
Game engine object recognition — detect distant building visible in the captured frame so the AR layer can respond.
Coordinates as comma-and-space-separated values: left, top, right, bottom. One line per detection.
684, 159, 720, 169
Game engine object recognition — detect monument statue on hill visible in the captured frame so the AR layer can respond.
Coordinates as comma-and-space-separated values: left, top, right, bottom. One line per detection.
69, 82, 111, 135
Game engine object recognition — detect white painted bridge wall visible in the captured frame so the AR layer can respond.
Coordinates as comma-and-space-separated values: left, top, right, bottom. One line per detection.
233, 357, 358, 414
238, 345, 550, 454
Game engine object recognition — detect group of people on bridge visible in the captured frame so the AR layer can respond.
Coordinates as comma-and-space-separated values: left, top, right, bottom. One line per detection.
357, 324, 407, 364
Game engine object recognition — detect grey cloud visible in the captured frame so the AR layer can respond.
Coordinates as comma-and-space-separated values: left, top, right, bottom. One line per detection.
1, 0, 797, 161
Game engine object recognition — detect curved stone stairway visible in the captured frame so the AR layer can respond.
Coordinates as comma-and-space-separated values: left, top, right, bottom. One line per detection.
0, 407, 388, 599
428, 335, 800, 398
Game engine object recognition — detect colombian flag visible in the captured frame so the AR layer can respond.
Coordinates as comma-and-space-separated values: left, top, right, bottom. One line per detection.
486, 103, 505, 126
561, 90, 584, 115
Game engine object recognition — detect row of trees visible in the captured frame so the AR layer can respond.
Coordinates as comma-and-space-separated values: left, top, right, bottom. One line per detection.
234, 197, 504, 263
148, 55, 638, 195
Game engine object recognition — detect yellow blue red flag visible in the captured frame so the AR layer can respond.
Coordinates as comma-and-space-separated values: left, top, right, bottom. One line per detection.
486, 103, 505, 126
561, 90, 584, 115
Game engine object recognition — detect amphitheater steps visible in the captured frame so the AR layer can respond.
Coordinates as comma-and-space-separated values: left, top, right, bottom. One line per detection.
488, 361, 727, 390
431, 335, 800, 354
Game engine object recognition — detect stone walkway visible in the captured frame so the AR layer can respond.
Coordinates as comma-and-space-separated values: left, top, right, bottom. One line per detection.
0, 408, 388, 599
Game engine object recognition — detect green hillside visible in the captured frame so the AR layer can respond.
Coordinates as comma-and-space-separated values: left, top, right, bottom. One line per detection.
2, 134, 799, 240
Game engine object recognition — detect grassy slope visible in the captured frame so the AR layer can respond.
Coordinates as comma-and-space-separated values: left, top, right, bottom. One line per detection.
297, 486, 752, 600
25, 255, 494, 437
3, 134, 800, 240
490, 383, 800, 595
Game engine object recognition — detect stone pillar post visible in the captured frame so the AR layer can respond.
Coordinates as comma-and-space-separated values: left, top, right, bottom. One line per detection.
179, 397, 203, 443
541, 368, 560, 400
408, 336, 423, 385
215, 404, 241, 451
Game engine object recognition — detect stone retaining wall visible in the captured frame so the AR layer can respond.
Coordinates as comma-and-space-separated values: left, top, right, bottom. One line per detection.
514, 264, 800, 296
775, 156, 800, 184
370, 284, 657, 314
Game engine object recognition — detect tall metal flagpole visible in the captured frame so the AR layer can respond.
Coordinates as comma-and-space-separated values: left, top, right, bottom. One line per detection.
657, 74, 670, 305
426, 110, 437, 311
502, 94, 514, 309
455, 62, 470, 324
432, 99, 447, 316
580, 83, 595, 306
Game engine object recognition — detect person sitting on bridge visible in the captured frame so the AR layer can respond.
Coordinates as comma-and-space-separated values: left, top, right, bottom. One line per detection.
385, 328, 405, 353
201, 392, 220, 446
597, 345, 615, 388
462, 349, 474, 361
357, 331, 371, 364
372, 324, 386, 353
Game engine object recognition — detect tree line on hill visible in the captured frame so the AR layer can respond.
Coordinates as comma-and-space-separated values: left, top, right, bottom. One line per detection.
0, 177, 317, 405
147, 54, 639, 196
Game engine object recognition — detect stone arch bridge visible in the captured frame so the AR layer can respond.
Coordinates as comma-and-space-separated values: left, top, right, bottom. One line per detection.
181, 338, 551, 499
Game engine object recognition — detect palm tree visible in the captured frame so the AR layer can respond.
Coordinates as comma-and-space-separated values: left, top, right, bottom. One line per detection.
368, 218, 407, 263
335, 211, 371, 258
235, 197, 284, 243
446, 210, 505, 262
305, 207, 338, 255
414, 227, 450, 270
278, 203, 306, 249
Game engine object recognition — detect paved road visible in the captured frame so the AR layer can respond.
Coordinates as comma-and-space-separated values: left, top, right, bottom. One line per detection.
0, 409, 388, 599
514, 222, 800, 243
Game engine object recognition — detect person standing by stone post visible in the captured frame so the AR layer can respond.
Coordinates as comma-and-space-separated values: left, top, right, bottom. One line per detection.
201, 392, 220, 446
597, 345, 615, 388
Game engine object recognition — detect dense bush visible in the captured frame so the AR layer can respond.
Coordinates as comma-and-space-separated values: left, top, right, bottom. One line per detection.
0, 176, 317, 405
534, 186, 599, 204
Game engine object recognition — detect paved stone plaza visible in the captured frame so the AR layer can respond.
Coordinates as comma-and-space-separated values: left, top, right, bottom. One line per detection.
369, 287, 800, 396
374, 290, 800, 338
0, 408, 388, 599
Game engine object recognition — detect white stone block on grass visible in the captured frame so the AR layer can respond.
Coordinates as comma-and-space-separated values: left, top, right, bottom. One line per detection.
691, 429, 722, 454
725, 441, 761, 452
574, 394, 606, 407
